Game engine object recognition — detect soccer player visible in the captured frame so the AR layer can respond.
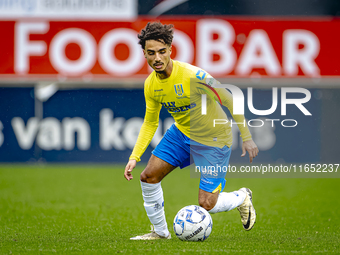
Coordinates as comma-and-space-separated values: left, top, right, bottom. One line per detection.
124, 22, 259, 240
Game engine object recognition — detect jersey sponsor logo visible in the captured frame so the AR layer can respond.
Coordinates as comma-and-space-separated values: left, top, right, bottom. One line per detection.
161, 101, 196, 113
196, 70, 206, 80
162, 102, 176, 108
174, 84, 184, 96
154, 89, 163, 92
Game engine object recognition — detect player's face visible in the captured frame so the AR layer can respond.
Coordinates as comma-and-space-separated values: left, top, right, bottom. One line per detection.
144, 40, 172, 73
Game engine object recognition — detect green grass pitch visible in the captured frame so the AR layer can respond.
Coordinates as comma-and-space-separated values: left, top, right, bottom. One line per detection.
0, 165, 339, 254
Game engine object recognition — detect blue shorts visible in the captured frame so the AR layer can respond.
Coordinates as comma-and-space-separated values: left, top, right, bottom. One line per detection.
152, 124, 232, 193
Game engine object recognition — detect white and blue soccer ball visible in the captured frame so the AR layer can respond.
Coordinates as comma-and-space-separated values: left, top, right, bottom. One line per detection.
173, 205, 213, 241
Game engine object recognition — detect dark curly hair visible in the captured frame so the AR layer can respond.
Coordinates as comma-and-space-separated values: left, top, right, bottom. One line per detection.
138, 22, 174, 49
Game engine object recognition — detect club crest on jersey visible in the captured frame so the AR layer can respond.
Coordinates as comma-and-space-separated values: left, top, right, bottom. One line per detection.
174, 84, 184, 96
196, 70, 206, 80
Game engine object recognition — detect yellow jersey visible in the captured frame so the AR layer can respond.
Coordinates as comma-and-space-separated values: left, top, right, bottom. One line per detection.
130, 60, 252, 162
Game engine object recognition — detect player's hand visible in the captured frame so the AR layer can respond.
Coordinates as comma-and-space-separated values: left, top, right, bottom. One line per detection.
124, 159, 137, 181
241, 140, 259, 163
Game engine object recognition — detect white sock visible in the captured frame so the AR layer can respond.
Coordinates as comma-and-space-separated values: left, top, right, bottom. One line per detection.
141, 181, 169, 237
209, 190, 246, 214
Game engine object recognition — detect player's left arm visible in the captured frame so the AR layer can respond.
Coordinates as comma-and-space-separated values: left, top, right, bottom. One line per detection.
216, 87, 259, 163
199, 72, 259, 162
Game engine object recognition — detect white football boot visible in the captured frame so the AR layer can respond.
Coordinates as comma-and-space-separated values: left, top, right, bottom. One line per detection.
130, 226, 171, 240
237, 188, 256, 231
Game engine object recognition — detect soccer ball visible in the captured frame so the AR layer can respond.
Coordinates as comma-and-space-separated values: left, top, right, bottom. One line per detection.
173, 205, 213, 241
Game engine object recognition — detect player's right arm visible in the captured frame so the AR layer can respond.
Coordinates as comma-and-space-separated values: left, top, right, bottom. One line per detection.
124, 84, 162, 181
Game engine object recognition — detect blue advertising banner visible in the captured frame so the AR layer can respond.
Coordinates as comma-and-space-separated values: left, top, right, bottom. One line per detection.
0, 87, 323, 163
